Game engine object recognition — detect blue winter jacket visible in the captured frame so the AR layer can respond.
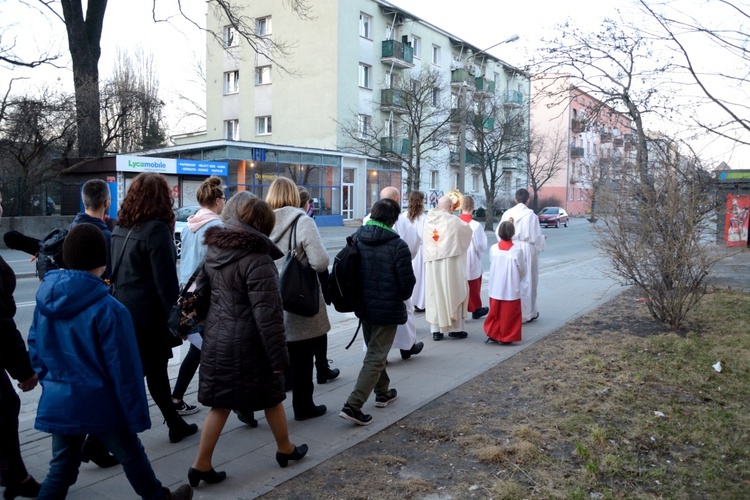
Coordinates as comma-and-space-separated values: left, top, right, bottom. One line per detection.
28, 269, 151, 435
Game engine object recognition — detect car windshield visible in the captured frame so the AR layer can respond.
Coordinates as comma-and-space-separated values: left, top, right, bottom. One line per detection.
541, 208, 559, 214
175, 206, 199, 222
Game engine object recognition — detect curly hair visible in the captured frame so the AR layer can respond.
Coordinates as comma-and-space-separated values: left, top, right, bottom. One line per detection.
266, 177, 300, 210
196, 176, 225, 207
406, 190, 425, 222
116, 172, 175, 229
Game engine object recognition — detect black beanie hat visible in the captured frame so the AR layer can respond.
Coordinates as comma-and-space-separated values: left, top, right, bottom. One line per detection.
63, 223, 107, 271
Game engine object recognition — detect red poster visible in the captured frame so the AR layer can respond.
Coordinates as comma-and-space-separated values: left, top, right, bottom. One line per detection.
725, 194, 750, 247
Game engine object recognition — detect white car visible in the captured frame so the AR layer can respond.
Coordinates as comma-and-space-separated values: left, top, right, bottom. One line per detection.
173, 205, 200, 258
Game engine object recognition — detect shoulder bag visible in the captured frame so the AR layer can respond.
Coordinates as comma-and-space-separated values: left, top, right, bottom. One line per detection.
279, 214, 320, 317
168, 258, 211, 339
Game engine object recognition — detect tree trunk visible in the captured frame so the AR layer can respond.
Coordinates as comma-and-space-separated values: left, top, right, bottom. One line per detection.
60, 0, 107, 157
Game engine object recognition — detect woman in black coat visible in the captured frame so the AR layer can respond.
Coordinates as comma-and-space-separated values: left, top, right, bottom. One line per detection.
188, 197, 307, 488
111, 172, 197, 444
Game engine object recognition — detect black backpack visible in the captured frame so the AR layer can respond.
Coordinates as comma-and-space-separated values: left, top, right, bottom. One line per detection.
36, 228, 68, 279
328, 233, 362, 313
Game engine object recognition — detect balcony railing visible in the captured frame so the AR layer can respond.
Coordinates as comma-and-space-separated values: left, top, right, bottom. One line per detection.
473, 115, 495, 130
474, 77, 495, 94
381, 40, 414, 68
571, 118, 587, 134
450, 149, 482, 165
380, 89, 407, 112
380, 137, 411, 156
600, 132, 612, 143
451, 68, 474, 86
504, 90, 523, 107
571, 146, 585, 158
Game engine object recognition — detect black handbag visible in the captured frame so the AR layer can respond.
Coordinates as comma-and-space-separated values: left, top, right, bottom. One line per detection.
168, 259, 210, 339
279, 214, 319, 317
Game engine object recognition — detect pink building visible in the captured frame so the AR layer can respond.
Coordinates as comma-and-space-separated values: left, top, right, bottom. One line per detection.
531, 75, 634, 215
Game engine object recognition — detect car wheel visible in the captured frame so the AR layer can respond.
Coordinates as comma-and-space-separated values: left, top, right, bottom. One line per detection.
174, 235, 182, 259
564, 219, 568, 227
555, 220, 559, 228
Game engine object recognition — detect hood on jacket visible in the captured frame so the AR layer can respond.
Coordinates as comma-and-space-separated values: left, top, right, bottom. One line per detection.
36, 270, 111, 320
187, 208, 222, 233
203, 219, 284, 268
356, 224, 401, 247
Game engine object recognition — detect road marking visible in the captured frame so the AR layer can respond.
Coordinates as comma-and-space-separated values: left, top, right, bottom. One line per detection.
16, 301, 36, 308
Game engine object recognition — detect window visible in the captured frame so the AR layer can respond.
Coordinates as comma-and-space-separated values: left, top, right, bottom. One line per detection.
359, 13, 372, 38
358, 63, 371, 88
224, 119, 239, 140
411, 79, 419, 93
224, 71, 239, 94
385, 26, 393, 41
256, 116, 272, 135
256, 17, 271, 36
223, 25, 237, 48
451, 92, 459, 109
432, 44, 441, 65
357, 114, 371, 139
255, 65, 271, 85
432, 87, 440, 106
453, 172, 459, 189
430, 170, 439, 190
412, 36, 421, 59
471, 173, 480, 192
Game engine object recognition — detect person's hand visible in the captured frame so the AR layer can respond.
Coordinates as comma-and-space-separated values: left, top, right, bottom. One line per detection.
17, 373, 38, 392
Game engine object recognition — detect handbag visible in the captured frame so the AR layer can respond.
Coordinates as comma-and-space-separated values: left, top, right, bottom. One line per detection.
279, 214, 320, 317
168, 259, 211, 339
108, 229, 133, 296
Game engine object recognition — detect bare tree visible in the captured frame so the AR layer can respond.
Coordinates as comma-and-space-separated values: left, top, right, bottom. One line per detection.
339, 67, 452, 192
31, 0, 313, 157
172, 52, 207, 132
527, 127, 566, 212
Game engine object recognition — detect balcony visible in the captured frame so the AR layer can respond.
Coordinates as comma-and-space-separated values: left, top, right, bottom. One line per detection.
504, 90, 523, 107
474, 77, 495, 94
600, 132, 612, 143
613, 137, 624, 147
380, 89, 407, 113
571, 118, 587, 134
451, 68, 474, 87
380, 137, 411, 156
450, 149, 482, 165
473, 115, 495, 130
381, 40, 414, 68
571, 146, 585, 158
570, 176, 579, 184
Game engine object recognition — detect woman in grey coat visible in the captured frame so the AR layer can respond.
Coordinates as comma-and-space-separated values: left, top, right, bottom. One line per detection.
266, 177, 332, 421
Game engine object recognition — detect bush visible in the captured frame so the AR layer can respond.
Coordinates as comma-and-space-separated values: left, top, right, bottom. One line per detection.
536, 195, 564, 212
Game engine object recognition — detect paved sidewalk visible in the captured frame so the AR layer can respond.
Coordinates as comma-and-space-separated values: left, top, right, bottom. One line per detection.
5, 226, 749, 499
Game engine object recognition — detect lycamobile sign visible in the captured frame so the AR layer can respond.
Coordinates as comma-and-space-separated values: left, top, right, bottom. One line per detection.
116, 155, 228, 176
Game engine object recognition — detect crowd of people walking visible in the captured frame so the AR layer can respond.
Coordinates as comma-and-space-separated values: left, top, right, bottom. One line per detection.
1, 173, 545, 498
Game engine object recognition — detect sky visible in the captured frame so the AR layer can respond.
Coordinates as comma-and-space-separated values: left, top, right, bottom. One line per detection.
1, 0, 747, 168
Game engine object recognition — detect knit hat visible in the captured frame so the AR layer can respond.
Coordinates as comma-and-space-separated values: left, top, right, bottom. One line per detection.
63, 223, 107, 271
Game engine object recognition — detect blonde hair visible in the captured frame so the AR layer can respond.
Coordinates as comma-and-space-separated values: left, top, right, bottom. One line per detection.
266, 177, 300, 210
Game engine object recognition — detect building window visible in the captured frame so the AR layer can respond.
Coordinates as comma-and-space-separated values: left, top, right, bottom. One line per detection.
357, 114, 371, 139
359, 13, 372, 39
411, 79, 419, 93
432, 44, 441, 65
224, 71, 239, 94
385, 26, 393, 41
430, 170, 439, 190
224, 119, 239, 140
255, 65, 271, 85
412, 36, 421, 59
432, 87, 440, 106
471, 173, 480, 192
256, 116, 272, 135
453, 172, 459, 189
223, 25, 237, 48
359, 63, 371, 89
256, 17, 271, 36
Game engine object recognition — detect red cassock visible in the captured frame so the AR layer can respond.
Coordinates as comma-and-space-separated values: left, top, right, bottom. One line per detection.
484, 298, 522, 342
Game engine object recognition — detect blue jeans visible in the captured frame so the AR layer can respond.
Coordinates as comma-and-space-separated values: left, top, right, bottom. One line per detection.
39, 429, 165, 500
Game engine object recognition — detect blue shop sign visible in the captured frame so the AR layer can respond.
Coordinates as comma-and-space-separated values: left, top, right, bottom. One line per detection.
176, 159, 228, 176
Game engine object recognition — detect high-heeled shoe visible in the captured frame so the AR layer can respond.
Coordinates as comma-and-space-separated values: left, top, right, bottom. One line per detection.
188, 467, 227, 487
275, 443, 308, 468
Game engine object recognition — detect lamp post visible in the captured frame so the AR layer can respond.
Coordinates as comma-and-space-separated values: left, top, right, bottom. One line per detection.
456, 35, 519, 195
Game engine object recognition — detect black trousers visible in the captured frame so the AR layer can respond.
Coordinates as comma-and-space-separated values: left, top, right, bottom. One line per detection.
313, 334, 330, 376
142, 357, 182, 428
286, 338, 319, 417
172, 343, 201, 401
0, 372, 28, 488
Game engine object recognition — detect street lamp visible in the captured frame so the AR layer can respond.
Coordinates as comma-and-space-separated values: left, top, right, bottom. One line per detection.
456, 35, 519, 194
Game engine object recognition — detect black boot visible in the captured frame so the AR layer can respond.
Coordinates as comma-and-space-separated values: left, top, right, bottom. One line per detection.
81, 435, 119, 468
3, 476, 40, 500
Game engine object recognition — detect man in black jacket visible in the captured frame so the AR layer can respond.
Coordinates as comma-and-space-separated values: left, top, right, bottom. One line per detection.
339, 199, 416, 426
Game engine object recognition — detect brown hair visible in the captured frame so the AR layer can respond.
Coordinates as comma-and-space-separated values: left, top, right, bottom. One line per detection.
498, 220, 515, 241
266, 177, 300, 210
196, 176, 224, 207
221, 191, 256, 223
117, 172, 174, 228
298, 186, 310, 209
460, 195, 475, 212
237, 197, 275, 236
406, 190, 425, 222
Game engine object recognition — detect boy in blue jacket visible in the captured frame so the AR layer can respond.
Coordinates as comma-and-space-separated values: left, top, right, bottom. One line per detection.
28, 223, 192, 500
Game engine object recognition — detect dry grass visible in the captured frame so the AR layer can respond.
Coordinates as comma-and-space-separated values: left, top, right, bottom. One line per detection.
263, 288, 750, 499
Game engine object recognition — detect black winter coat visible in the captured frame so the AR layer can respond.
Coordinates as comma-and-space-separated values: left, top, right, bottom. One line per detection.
111, 219, 180, 365
355, 224, 416, 325
198, 220, 289, 412
1, 256, 35, 395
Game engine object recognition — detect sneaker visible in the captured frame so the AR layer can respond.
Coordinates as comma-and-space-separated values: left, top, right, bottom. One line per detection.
173, 400, 200, 416
472, 307, 489, 320
339, 403, 373, 426
375, 389, 398, 408
448, 331, 468, 339
433, 332, 444, 341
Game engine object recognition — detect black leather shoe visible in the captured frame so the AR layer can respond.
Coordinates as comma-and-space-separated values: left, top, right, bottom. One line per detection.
81, 436, 119, 468
235, 410, 258, 428
433, 332, 443, 341
294, 404, 327, 421
448, 331, 468, 339
472, 307, 489, 320
401, 341, 424, 359
188, 467, 226, 487
3, 476, 40, 500
169, 422, 199, 443
276, 444, 308, 468
316, 366, 340, 384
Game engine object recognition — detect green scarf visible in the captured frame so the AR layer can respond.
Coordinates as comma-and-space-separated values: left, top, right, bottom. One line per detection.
365, 219, 397, 233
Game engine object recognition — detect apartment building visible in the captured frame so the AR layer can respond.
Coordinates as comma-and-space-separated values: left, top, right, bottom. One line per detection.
531, 74, 634, 215
167, 0, 529, 222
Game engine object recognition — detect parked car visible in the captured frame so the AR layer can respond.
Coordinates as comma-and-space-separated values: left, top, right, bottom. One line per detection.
31, 195, 56, 216
538, 206, 569, 228
173, 205, 200, 258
